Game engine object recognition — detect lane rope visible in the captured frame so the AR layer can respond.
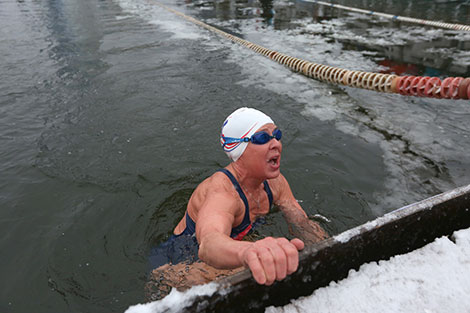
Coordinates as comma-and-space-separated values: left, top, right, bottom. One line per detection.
301, 0, 470, 32
153, 1, 470, 100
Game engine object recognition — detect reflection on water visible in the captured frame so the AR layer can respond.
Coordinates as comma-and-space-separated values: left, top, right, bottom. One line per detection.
189, 0, 470, 26
188, 0, 470, 76
1, 0, 470, 312
145, 188, 193, 247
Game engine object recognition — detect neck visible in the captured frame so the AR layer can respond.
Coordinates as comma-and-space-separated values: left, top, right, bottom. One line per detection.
228, 162, 264, 192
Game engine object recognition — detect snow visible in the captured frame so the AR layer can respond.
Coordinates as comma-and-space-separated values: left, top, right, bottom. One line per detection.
114, 2, 470, 312
125, 282, 219, 313
266, 227, 470, 313
124, 227, 470, 313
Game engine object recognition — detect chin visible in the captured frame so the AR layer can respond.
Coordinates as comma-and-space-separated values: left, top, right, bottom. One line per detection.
265, 167, 281, 179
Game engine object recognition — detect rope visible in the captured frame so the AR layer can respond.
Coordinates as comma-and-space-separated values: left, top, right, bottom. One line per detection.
301, 0, 470, 32
153, 2, 470, 100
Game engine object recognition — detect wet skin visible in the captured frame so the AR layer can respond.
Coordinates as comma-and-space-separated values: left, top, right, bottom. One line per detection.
174, 123, 327, 285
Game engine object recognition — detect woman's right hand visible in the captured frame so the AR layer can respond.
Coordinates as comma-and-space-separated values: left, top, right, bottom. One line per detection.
237, 237, 304, 285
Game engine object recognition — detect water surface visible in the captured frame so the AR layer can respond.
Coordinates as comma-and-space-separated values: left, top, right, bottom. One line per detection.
0, 0, 469, 312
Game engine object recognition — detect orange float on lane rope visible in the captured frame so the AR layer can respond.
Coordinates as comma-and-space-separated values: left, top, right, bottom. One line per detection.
458, 78, 470, 100
424, 77, 441, 98
154, 1, 469, 100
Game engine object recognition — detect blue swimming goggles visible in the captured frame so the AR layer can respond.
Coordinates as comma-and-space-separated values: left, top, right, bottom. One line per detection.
222, 129, 282, 147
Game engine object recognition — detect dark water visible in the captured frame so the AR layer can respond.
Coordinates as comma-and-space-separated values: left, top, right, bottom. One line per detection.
0, 0, 469, 312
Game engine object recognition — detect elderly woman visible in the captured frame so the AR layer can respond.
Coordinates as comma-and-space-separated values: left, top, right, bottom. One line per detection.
150, 107, 328, 286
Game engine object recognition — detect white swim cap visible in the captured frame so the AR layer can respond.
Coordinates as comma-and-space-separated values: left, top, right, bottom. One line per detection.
220, 107, 274, 162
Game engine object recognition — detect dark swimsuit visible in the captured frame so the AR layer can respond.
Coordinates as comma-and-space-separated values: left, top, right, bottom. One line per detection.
149, 169, 273, 269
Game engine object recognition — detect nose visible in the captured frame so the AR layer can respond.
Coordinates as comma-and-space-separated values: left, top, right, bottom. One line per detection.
269, 136, 282, 150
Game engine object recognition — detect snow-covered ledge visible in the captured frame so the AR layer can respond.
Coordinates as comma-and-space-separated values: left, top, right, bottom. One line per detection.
126, 184, 470, 313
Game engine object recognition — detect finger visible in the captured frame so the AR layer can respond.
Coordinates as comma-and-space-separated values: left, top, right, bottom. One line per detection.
280, 240, 300, 275
267, 243, 287, 281
257, 246, 276, 285
290, 238, 305, 250
244, 249, 266, 285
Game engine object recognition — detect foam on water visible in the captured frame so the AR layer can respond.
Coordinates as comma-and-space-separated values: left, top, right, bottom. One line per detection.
114, 0, 212, 41
114, 0, 470, 214
207, 15, 469, 213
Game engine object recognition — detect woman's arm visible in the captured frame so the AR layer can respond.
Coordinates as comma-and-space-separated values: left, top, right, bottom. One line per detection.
273, 174, 329, 244
278, 205, 329, 244
196, 193, 251, 268
195, 192, 304, 285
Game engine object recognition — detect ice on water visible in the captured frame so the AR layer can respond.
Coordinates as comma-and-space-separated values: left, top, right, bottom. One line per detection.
114, 3, 470, 312
115, 0, 211, 40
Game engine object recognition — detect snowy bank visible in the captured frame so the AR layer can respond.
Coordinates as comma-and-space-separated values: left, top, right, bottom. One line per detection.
125, 184, 470, 313
266, 227, 470, 313
125, 227, 470, 313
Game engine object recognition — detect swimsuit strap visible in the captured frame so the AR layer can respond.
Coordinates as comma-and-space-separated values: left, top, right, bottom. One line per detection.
184, 211, 196, 235
180, 169, 250, 239
217, 169, 251, 237
182, 170, 273, 240
263, 180, 273, 208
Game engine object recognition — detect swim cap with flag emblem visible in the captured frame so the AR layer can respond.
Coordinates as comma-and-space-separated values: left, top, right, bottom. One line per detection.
220, 107, 274, 162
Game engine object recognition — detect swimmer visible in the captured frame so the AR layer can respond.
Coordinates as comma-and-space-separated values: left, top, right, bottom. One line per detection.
170, 107, 329, 285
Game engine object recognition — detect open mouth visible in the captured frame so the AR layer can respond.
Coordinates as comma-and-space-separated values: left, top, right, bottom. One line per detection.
268, 155, 280, 166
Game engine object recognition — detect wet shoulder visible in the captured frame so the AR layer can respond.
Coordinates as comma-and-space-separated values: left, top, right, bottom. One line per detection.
188, 171, 244, 220
266, 173, 289, 200
193, 170, 240, 201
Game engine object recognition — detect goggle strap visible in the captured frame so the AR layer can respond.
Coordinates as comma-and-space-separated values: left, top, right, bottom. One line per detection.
222, 136, 250, 146
222, 130, 281, 146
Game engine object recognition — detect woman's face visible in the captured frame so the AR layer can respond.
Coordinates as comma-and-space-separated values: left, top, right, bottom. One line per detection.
240, 123, 282, 180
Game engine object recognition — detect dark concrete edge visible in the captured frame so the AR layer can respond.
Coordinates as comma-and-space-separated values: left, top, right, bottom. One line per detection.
179, 184, 470, 313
